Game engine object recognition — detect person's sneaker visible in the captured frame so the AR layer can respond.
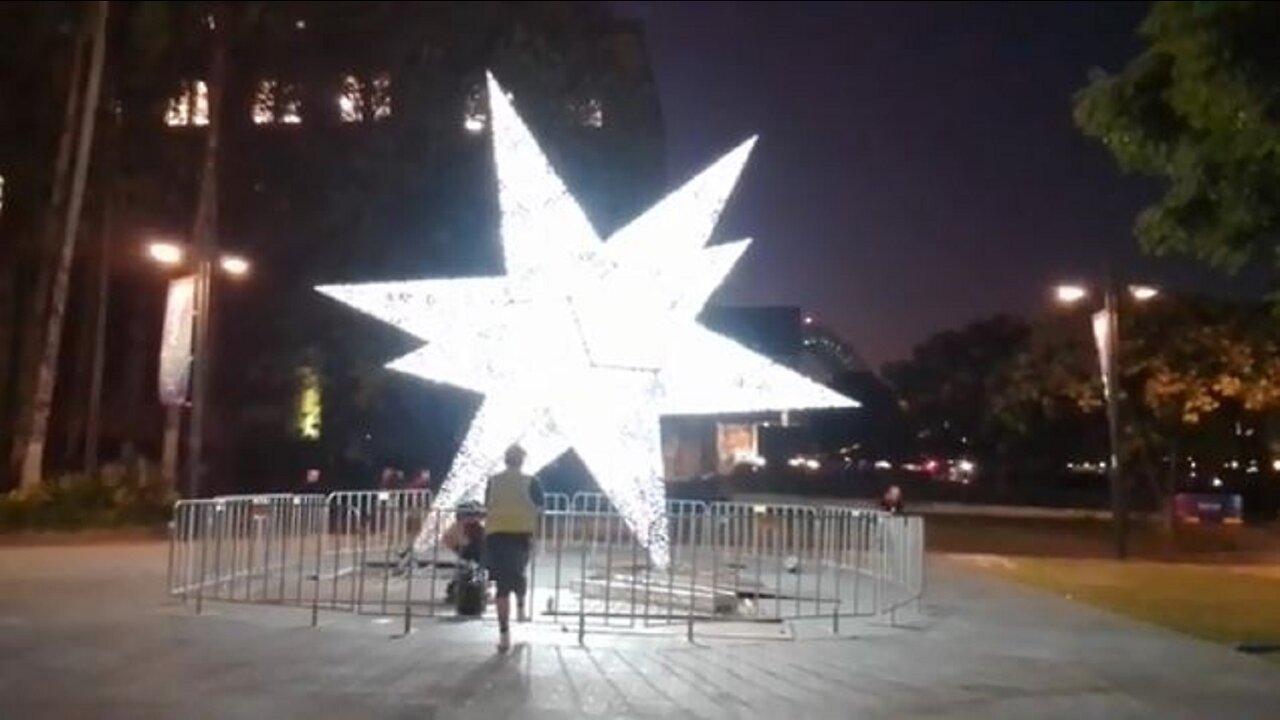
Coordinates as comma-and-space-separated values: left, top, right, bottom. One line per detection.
497, 629, 511, 653
517, 607, 530, 623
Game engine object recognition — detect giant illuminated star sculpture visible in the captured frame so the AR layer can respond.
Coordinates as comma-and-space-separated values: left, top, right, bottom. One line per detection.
318, 73, 856, 566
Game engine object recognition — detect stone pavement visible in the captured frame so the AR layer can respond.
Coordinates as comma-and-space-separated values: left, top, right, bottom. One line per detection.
0, 542, 1276, 719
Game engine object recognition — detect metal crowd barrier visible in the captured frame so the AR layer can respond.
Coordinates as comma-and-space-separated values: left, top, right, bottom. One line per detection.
167, 489, 924, 639
168, 495, 330, 615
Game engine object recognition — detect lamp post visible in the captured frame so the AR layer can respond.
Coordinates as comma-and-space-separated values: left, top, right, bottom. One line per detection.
146, 240, 250, 495
1053, 280, 1158, 559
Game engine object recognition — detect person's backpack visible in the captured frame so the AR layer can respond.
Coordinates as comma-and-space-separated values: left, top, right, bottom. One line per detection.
455, 563, 487, 616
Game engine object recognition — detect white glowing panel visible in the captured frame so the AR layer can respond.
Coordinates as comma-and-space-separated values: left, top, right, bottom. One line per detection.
318, 73, 857, 566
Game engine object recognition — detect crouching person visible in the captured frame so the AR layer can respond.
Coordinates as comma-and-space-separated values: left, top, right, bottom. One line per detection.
444, 500, 487, 616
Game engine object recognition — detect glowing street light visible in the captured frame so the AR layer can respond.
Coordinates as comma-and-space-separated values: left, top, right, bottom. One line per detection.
147, 241, 185, 266
147, 239, 251, 278
1129, 284, 1159, 302
219, 254, 250, 276
1056, 282, 1160, 306
1054, 284, 1088, 304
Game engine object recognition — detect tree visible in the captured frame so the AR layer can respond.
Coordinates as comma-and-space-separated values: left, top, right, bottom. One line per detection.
1074, 2, 1280, 287
0, 1, 86, 488
882, 315, 1030, 462
995, 297, 1280, 520
14, 0, 109, 495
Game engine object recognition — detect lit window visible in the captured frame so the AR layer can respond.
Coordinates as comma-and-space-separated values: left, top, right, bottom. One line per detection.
463, 85, 487, 133
252, 79, 276, 125
573, 97, 603, 128
462, 84, 512, 134
338, 75, 364, 123
252, 79, 303, 125
296, 367, 322, 440
279, 88, 302, 125
193, 81, 209, 125
164, 80, 208, 127
164, 92, 185, 126
337, 72, 391, 123
370, 73, 391, 121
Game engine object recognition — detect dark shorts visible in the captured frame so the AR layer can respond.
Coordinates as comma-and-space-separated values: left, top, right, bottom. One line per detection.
485, 533, 531, 596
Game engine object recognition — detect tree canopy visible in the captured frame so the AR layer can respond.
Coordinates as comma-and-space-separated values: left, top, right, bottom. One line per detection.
994, 296, 1280, 505
1074, 1, 1280, 288
882, 315, 1030, 460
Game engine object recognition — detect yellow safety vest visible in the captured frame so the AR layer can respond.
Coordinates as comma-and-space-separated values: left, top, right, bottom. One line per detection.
485, 469, 537, 534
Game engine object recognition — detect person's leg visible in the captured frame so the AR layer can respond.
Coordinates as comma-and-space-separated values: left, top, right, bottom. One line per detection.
514, 535, 530, 622
496, 590, 511, 632
489, 534, 513, 650
514, 582, 527, 623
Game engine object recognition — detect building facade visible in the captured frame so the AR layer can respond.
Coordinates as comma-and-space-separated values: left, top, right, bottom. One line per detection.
59, 2, 668, 489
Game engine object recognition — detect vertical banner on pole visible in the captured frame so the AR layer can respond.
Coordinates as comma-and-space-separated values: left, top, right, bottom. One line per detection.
1091, 309, 1114, 402
159, 274, 197, 406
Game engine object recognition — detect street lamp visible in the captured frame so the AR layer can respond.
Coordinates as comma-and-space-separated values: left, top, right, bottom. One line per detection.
1129, 285, 1159, 302
219, 254, 250, 276
146, 241, 250, 277
1054, 284, 1088, 304
147, 241, 185, 266
1052, 279, 1159, 559
1053, 283, 1160, 306
145, 240, 251, 495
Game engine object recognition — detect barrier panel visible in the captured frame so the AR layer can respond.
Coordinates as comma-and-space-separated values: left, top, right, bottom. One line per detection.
168, 491, 924, 639
168, 495, 330, 613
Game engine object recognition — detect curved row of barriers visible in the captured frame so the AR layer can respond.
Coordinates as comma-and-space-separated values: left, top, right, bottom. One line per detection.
167, 490, 925, 639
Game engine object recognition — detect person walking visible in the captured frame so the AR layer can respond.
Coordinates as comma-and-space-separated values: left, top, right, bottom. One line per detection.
881, 485, 905, 515
484, 444, 544, 651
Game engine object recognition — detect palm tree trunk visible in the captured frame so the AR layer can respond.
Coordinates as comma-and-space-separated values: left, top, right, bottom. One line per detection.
28, 22, 89, 357
186, 3, 229, 498
17, 1, 109, 495
84, 190, 112, 479
6, 20, 89, 485
62, 252, 96, 467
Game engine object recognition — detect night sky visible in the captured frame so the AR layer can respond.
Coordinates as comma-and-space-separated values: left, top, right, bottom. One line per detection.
612, 1, 1256, 369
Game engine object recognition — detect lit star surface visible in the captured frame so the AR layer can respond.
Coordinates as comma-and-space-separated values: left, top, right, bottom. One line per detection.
318, 73, 856, 565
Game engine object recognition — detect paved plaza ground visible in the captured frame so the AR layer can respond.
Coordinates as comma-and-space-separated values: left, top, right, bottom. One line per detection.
0, 541, 1276, 719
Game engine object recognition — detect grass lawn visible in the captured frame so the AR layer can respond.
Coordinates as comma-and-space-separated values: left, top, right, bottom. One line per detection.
973, 556, 1280, 662
926, 514, 1280, 559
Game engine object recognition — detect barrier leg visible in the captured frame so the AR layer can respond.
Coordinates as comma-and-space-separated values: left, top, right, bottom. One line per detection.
578, 536, 587, 645
402, 548, 414, 636
311, 518, 323, 627
196, 509, 211, 615
166, 516, 178, 602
